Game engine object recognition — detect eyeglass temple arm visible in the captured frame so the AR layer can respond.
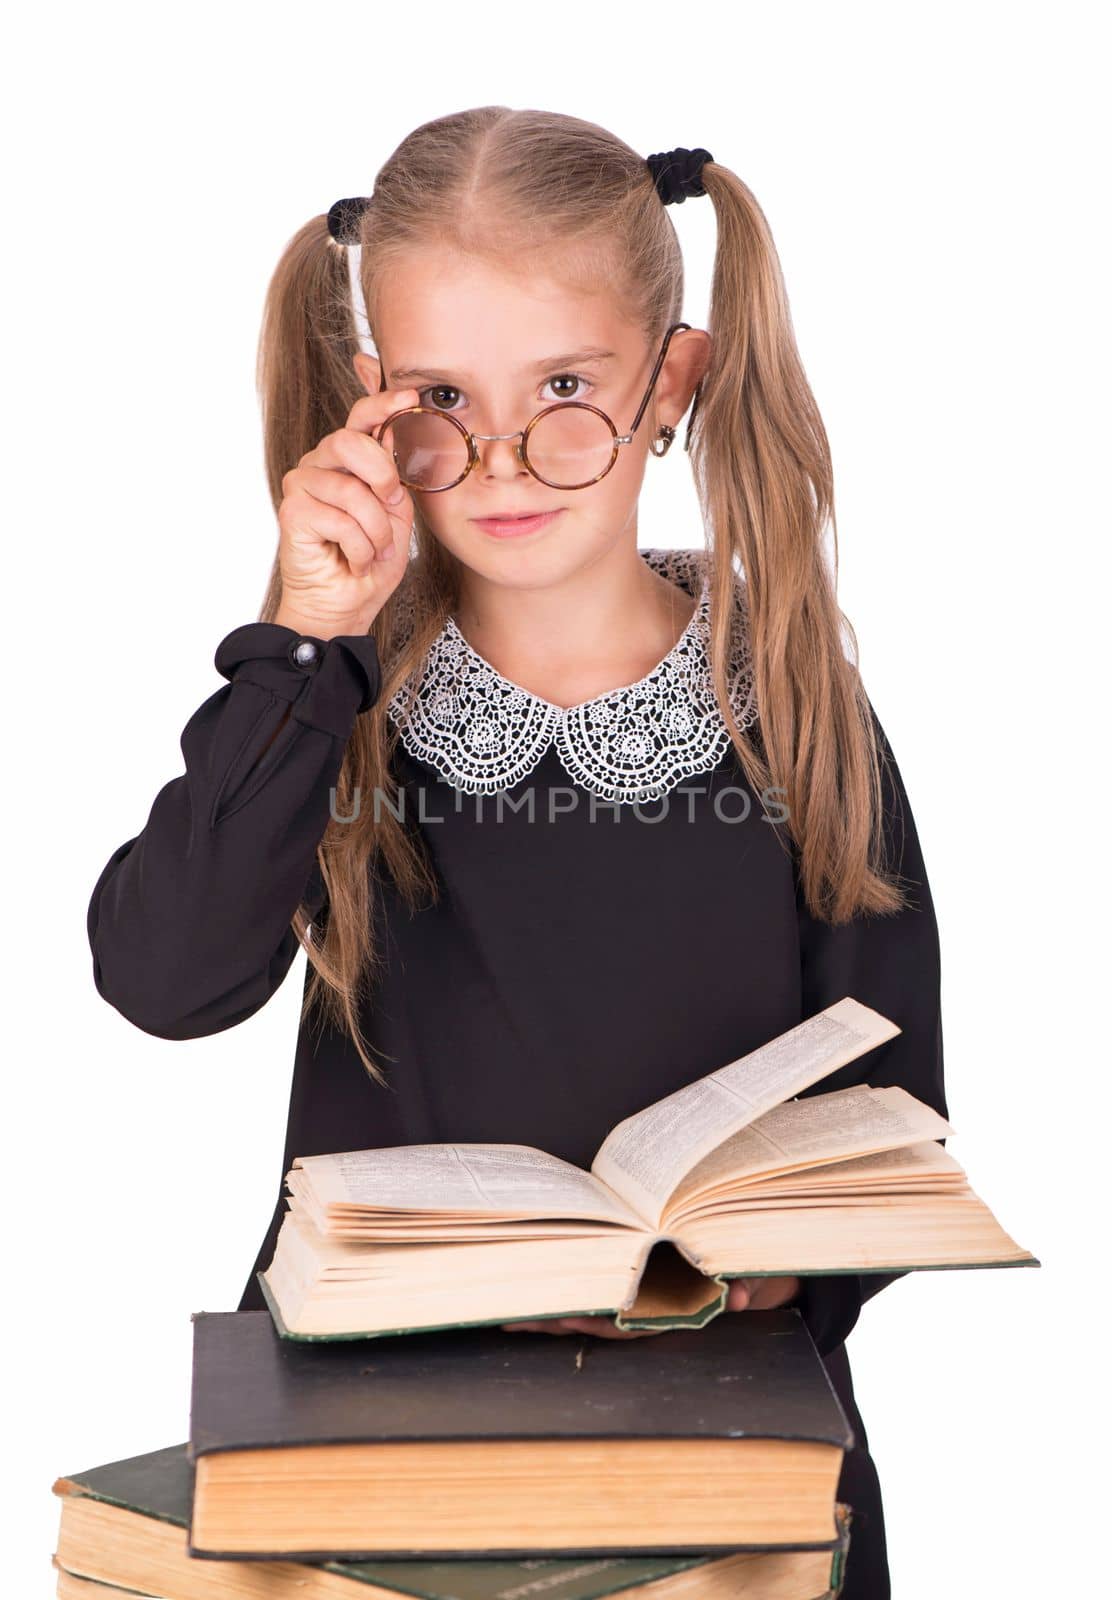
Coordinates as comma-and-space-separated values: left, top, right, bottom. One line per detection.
628, 322, 701, 453
683, 383, 703, 452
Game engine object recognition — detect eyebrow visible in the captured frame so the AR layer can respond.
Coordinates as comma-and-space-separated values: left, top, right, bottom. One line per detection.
388, 348, 619, 385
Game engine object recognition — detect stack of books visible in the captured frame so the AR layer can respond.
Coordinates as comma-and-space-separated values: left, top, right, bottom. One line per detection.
51, 998, 1039, 1598
54, 1313, 855, 1599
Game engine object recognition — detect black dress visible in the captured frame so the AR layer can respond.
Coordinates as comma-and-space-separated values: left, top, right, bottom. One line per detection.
87, 548, 947, 1600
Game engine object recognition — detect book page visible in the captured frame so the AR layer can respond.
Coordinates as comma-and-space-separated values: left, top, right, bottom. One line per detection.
591, 997, 900, 1225
664, 1086, 954, 1220
294, 1143, 647, 1228
747, 1141, 966, 1194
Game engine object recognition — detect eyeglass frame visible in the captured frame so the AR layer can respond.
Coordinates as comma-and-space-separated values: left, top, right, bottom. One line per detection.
372, 320, 702, 493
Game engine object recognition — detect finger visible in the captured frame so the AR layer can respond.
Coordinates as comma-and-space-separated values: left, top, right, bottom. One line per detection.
305, 430, 413, 527
745, 1275, 800, 1311
293, 466, 398, 563
567, 1325, 635, 1339
559, 1318, 663, 1340
345, 387, 421, 434
501, 1316, 660, 1340
726, 1278, 756, 1312
282, 486, 381, 577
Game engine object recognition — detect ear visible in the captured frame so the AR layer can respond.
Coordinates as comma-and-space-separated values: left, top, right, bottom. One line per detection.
655, 329, 712, 429
353, 350, 384, 395
689, 330, 713, 388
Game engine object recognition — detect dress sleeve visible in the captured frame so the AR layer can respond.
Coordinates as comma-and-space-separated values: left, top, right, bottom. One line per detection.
87, 622, 381, 1042
788, 699, 948, 1357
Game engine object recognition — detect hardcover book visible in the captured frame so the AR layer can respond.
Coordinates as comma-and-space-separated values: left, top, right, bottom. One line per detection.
186, 1309, 854, 1560
259, 998, 1038, 1339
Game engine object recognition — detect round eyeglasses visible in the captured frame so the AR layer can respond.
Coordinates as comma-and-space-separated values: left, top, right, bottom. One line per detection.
372, 321, 700, 493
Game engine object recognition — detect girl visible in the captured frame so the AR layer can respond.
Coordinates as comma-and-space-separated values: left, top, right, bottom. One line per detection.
87, 108, 947, 1599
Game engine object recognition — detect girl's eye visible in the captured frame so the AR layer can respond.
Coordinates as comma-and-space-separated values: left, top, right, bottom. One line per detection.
542, 373, 591, 402
420, 384, 463, 412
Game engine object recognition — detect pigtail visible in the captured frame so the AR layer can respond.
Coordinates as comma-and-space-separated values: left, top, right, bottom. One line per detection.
693, 164, 906, 923
255, 215, 365, 621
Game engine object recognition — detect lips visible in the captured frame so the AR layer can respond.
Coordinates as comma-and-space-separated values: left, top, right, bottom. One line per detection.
473, 511, 557, 521
471, 508, 564, 538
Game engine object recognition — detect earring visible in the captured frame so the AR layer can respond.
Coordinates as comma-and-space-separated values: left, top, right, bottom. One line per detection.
649, 424, 676, 458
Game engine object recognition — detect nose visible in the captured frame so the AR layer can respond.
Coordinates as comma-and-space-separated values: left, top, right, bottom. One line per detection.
473, 429, 529, 477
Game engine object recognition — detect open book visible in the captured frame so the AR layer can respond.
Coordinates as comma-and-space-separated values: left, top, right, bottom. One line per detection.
259, 997, 1039, 1339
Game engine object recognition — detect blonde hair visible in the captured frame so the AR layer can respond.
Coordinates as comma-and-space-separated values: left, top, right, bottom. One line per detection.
255, 106, 908, 1085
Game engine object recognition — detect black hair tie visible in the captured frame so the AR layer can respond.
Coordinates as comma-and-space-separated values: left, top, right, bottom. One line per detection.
327, 196, 369, 245
645, 147, 714, 205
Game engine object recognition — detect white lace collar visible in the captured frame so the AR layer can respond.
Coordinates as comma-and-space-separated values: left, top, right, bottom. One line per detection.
386, 547, 758, 805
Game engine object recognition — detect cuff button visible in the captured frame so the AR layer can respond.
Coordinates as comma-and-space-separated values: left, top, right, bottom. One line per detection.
290, 638, 321, 669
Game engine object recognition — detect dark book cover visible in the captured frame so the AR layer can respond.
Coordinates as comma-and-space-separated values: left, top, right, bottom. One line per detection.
53, 1442, 854, 1600
190, 1308, 852, 1455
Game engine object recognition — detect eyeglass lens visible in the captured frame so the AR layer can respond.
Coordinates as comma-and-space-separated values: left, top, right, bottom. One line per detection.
382, 406, 617, 491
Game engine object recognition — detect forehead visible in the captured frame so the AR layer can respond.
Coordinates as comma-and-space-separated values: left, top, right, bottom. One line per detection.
372, 248, 643, 378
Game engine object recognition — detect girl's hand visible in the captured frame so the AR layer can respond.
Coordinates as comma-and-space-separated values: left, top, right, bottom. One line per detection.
500, 1276, 802, 1339
500, 1315, 667, 1340
273, 381, 422, 641
725, 1274, 802, 1311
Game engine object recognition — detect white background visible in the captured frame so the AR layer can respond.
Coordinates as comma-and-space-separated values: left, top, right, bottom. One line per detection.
6, 3, 1107, 1595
